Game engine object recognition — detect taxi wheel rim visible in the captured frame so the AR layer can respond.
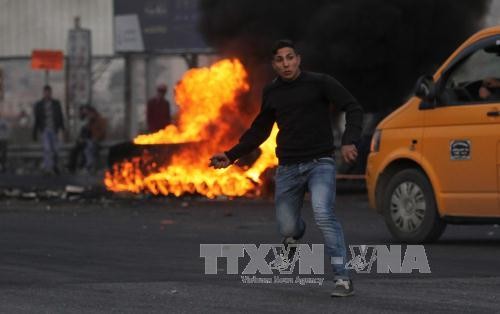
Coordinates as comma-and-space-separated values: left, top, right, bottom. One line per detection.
390, 181, 426, 233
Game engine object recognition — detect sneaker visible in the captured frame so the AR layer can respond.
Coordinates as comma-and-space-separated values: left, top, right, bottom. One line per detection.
281, 236, 299, 261
282, 236, 299, 246
331, 279, 354, 297
280, 223, 306, 263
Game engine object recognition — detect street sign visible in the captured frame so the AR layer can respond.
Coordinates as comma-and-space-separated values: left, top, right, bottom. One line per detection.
114, 0, 209, 53
67, 20, 92, 139
31, 50, 64, 70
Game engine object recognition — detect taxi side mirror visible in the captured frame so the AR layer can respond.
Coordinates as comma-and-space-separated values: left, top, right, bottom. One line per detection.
415, 75, 436, 100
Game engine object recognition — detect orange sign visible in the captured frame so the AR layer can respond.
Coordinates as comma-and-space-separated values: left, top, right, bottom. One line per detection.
31, 50, 64, 70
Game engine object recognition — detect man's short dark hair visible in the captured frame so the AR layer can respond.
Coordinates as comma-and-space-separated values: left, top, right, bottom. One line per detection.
43, 85, 52, 92
271, 39, 298, 56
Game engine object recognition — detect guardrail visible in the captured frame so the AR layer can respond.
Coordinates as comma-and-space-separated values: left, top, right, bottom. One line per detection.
4, 141, 118, 172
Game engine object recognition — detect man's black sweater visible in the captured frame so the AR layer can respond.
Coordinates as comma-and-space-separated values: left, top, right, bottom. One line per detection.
225, 71, 363, 165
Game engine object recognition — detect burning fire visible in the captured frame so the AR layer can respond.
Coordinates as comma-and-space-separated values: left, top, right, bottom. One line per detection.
105, 59, 278, 198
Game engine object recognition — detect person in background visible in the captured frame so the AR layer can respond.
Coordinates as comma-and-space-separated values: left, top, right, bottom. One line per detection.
68, 105, 106, 173
146, 83, 171, 133
0, 113, 9, 172
82, 105, 106, 172
67, 105, 92, 173
478, 77, 500, 100
33, 85, 64, 174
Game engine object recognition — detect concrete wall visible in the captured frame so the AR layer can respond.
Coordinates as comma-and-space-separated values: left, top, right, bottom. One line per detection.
0, 0, 113, 57
485, 0, 500, 26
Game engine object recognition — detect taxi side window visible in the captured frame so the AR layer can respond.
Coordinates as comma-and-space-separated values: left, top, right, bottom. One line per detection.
440, 43, 500, 105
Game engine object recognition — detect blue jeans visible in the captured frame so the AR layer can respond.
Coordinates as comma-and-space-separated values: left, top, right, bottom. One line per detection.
42, 129, 59, 172
275, 157, 349, 280
84, 139, 97, 171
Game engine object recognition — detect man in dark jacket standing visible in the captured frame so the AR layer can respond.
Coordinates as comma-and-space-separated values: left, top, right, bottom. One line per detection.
210, 40, 363, 297
33, 85, 64, 174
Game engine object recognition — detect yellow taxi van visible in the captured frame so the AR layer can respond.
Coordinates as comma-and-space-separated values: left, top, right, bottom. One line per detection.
366, 26, 500, 243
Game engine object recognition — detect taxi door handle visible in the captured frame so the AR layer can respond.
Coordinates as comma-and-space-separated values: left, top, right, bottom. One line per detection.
486, 110, 500, 117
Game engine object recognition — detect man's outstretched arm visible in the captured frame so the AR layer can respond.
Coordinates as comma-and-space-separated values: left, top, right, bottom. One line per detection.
210, 100, 275, 169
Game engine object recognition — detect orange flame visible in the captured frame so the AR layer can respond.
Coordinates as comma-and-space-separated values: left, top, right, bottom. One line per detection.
105, 59, 278, 198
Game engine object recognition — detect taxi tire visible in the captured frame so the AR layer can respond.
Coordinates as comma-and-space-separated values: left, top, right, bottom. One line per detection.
382, 168, 446, 243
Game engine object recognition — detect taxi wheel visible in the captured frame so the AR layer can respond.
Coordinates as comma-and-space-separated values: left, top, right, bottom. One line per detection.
382, 168, 446, 243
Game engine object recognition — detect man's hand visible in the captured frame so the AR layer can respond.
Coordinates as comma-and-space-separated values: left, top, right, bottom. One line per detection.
479, 77, 500, 100
209, 153, 231, 169
341, 144, 358, 164
479, 86, 492, 99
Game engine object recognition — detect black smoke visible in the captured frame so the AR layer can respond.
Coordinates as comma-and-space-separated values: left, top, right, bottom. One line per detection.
199, 0, 491, 113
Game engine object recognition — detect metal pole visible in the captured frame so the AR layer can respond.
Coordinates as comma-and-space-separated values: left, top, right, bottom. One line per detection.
45, 69, 49, 85
182, 53, 199, 69
124, 54, 133, 140
145, 55, 151, 103
64, 56, 73, 140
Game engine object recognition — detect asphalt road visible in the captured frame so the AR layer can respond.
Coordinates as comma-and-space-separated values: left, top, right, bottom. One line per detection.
0, 193, 499, 313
